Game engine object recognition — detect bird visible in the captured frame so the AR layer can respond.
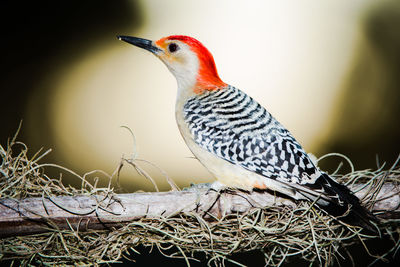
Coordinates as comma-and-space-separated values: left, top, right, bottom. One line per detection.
117, 34, 377, 231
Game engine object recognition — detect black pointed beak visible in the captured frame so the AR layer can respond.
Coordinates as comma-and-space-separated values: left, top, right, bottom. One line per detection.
117, 35, 161, 53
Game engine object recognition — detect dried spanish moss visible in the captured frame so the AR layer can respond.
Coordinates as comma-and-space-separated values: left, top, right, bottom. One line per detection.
0, 127, 399, 266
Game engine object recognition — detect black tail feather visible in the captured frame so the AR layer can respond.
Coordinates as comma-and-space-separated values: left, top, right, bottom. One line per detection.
308, 174, 379, 233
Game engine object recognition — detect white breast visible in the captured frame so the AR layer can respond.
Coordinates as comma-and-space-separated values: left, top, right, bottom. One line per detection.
175, 96, 296, 198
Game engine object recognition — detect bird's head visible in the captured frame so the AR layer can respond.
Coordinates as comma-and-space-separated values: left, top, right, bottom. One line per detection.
118, 35, 226, 95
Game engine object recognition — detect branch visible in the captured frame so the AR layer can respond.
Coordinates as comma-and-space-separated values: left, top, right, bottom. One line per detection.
2, 130, 400, 265
1, 183, 399, 238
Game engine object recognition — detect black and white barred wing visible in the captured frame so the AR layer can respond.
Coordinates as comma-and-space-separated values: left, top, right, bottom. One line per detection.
183, 85, 377, 231
183, 85, 320, 186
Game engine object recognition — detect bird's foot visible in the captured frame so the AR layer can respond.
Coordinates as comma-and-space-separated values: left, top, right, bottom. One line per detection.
206, 181, 228, 193
182, 182, 214, 191
183, 182, 232, 216
182, 181, 228, 192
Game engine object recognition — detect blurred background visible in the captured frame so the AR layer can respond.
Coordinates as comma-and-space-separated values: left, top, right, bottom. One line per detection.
1, 0, 400, 266
2, 0, 400, 192
2, 0, 400, 190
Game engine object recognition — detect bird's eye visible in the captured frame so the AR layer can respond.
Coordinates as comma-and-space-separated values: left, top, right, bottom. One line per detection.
168, 43, 179, 53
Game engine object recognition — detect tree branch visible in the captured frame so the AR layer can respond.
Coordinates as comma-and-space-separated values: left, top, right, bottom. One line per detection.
0, 183, 399, 238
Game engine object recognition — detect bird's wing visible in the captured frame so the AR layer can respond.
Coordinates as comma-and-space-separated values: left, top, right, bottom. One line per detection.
183, 85, 321, 187
184, 86, 378, 232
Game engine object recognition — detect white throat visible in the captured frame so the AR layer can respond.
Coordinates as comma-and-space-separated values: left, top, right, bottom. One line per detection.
161, 46, 200, 101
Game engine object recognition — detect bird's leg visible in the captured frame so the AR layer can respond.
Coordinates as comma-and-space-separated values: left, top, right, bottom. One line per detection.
208, 181, 229, 193
182, 182, 214, 191
202, 181, 238, 218
182, 181, 229, 193
181, 182, 215, 213
182, 181, 233, 217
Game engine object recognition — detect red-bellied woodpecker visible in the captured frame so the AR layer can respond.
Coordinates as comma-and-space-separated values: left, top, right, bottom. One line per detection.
118, 35, 377, 231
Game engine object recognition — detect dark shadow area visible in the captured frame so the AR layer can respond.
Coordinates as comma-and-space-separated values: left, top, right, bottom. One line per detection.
116, 242, 399, 267
1, 0, 142, 152
319, 0, 400, 172
4, 242, 395, 266
1, 1, 143, 189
